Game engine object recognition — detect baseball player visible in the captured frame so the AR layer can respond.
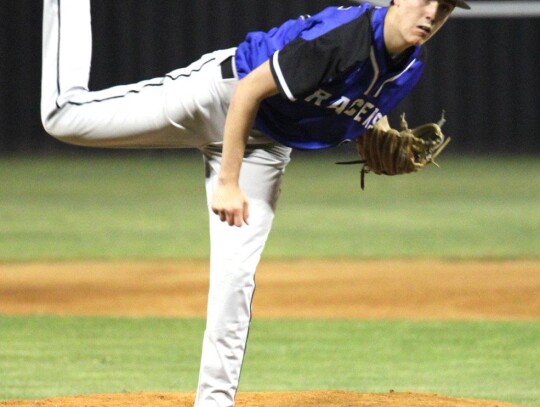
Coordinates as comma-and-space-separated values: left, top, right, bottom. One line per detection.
41, 0, 469, 406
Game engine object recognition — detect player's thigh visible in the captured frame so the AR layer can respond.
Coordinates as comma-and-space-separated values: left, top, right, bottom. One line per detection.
163, 56, 233, 145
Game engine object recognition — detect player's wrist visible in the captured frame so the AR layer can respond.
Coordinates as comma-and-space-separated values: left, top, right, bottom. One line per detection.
216, 174, 240, 188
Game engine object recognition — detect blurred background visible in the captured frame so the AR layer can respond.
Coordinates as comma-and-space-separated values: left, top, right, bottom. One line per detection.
0, 0, 539, 155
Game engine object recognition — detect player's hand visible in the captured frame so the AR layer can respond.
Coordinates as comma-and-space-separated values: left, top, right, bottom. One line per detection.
211, 183, 250, 227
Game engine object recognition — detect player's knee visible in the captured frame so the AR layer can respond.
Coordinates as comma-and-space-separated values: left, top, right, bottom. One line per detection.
41, 112, 94, 147
42, 119, 75, 145
41, 115, 62, 139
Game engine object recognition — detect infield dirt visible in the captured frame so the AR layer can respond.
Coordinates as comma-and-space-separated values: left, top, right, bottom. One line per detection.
0, 260, 538, 406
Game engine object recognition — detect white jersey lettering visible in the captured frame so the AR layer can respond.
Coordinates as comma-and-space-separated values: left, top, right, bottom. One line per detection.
326, 96, 351, 115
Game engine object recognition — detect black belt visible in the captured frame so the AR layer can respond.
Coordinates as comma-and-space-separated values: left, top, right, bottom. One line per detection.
220, 55, 236, 79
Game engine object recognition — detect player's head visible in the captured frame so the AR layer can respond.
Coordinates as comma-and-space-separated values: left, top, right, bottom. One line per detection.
385, 0, 469, 52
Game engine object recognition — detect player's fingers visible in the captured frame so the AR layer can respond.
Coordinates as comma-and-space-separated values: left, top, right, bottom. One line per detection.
224, 211, 233, 226
217, 210, 226, 223
213, 206, 240, 226
234, 213, 243, 227
220, 207, 245, 227
243, 201, 250, 226
227, 208, 245, 227
231, 208, 244, 227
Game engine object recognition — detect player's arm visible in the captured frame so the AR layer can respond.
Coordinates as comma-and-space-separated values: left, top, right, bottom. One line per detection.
211, 60, 279, 227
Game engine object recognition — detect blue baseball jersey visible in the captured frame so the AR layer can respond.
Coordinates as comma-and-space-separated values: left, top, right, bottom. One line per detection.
234, 4, 426, 150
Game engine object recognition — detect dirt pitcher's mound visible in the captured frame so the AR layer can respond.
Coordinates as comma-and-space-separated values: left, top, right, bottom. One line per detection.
0, 391, 526, 407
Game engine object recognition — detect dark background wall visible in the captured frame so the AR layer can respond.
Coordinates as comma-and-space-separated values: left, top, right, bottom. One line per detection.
1, 0, 539, 154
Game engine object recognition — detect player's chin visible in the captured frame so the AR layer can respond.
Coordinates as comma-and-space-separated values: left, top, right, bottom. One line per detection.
413, 30, 431, 44
407, 33, 430, 47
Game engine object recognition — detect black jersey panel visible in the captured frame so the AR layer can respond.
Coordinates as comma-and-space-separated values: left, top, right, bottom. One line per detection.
271, 13, 372, 100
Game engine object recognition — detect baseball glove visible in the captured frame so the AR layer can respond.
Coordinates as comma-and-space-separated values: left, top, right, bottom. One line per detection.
339, 112, 451, 189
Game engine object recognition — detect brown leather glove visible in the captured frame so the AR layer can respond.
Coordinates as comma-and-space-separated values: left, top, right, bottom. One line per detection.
354, 112, 451, 189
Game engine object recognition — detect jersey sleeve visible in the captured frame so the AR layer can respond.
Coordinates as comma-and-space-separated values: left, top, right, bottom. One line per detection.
269, 13, 372, 101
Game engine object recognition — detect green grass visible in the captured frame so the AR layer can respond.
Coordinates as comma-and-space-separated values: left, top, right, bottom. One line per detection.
272, 152, 540, 258
0, 153, 209, 260
0, 316, 203, 400
0, 316, 538, 405
0, 153, 538, 260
